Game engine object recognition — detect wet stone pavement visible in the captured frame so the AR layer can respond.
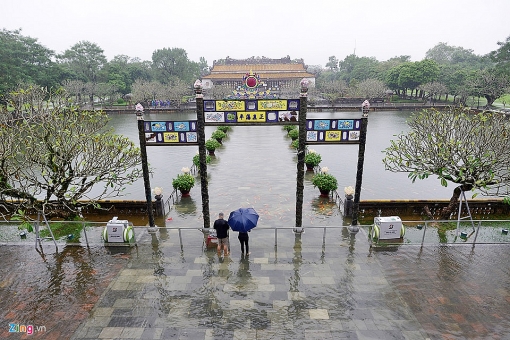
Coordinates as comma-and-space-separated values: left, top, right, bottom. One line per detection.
71, 228, 429, 340
2, 227, 510, 339
0, 244, 130, 339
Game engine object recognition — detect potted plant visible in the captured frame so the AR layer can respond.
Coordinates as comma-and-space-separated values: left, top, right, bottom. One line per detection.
217, 125, 230, 134
312, 167, 338, 197
172, 167, 195, 197
283, 125, 296, 134
304, 149, 322, 171
193, 153, 211, 168
205, 138, 221, 155
291, 139, 299, 151
211, 130, 226, 144
288, 128, 299, 141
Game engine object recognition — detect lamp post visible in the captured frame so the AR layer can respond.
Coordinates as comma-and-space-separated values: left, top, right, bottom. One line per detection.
349, 100, 370, 234
135, 103, 157, 232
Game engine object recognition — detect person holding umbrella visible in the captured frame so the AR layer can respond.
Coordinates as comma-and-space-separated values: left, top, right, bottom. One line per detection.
228, 207, 259, 256
213, 212, 230, 257
238, 230, 250, 255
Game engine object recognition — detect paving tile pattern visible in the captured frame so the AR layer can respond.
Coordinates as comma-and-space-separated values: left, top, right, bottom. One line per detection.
72, 229, 428, 339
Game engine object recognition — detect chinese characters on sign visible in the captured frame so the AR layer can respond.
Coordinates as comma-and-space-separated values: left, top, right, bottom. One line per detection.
305, 119, 362, 144
144, 120, 198, 145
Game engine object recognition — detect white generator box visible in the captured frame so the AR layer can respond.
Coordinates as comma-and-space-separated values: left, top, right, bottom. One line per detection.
374, 216, 403, 240
105, 217, 130, 243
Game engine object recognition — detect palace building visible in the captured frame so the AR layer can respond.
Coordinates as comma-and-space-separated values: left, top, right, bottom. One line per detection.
201, 56, 316, 92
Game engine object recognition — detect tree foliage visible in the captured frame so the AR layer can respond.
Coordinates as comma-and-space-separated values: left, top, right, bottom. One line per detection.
489, 35, 510, 76
383, 107, 510, 218
0, 86, 142, 219
58, 41, 107, 83
152, 47, 200, 84
467, 69, 510, 107
0, 28, 64, 95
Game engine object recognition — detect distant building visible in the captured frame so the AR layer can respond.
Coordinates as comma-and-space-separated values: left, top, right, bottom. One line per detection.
201, 56, 315, 92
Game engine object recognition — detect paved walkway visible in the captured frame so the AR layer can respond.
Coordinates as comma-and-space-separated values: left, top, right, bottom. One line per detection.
3, 226, 509, 339
71, 228, 428, 340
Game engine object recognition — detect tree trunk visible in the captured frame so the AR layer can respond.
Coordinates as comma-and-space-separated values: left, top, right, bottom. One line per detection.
423, 183, 474, 220
484, 94, 496, 107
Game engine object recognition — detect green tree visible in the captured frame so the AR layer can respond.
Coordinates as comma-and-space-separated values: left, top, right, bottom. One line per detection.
152, 47, 200, 84
58, 41, 107, 83
468, 69, 510, 107
489, 35, 510, 76
339, 55, 381, 84
0, 28, 64, 95
325, 56, 339, 71
383, 107, 510, 220
0, 86, 142, 219
426, 42, 482, 66
397, 60, 440, 98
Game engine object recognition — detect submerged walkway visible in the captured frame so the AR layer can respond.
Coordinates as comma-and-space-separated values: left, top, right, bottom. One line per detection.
72, 228, 428, 340
2, 227, 510, 339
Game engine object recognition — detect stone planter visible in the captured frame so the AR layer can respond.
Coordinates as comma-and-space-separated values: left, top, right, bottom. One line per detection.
180, 189, 190, 197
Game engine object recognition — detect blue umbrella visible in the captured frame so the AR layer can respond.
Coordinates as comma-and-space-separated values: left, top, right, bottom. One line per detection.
228, 208, 259, 232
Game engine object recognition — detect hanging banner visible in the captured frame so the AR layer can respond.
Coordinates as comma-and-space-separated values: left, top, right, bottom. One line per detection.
143, 120, 198, 145
203, 99, 300, 125
305, 119, 362, 144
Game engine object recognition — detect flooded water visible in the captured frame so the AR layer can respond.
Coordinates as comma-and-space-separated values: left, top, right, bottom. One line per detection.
2, 109, 510, 339
108, 110, 455, 202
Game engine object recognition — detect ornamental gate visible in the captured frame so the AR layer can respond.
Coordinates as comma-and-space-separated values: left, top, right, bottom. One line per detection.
136, 74, 369, 231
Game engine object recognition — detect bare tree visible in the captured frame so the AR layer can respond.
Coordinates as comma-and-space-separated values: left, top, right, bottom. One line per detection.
209, 83, 233, 100
165, 79, 192, 107
418, 81, 448, 102
62, 79, 86, 105
0, 86, 142, 219
317, 79, 348, 105
383, 107, 510, 220
351, 78, 387, 99
131, 79, 165, 106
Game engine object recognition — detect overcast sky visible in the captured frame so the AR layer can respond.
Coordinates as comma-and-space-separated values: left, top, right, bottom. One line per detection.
3, 0, 509, 67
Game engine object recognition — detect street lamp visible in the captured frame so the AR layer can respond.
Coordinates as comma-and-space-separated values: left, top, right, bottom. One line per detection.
349, 100, 370, 234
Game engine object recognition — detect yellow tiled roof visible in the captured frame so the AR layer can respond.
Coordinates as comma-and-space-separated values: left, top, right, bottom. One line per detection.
210, 64, 308, 72
204, 72, 315, 80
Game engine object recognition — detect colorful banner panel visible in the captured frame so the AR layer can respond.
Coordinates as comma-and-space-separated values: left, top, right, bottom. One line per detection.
305, 119, 362, 144
204, 99, 300, 112
143, 120, 198, 145
204, 111, 299, 124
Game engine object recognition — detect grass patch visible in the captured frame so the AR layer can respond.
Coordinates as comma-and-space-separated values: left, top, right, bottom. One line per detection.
40, 222, 84, 242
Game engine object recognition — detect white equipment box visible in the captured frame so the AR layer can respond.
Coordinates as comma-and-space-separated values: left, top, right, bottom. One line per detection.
103, 217, 134, 243
374, 216, 403, 240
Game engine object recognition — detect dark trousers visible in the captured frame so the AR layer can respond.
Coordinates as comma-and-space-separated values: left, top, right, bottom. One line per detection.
238, 233, 249, 254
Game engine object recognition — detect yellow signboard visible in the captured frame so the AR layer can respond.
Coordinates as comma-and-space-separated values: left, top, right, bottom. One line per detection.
324, 130, 342, 142
163, 132, 180, 143
258, 100, 287, 110
237, 111, 266, 123
216, 100, 245, 111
